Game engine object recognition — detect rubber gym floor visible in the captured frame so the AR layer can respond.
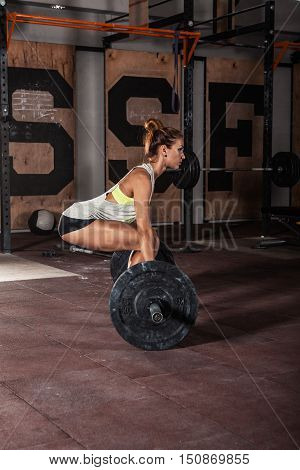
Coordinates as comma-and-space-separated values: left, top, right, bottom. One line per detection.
0, 223, 299, 450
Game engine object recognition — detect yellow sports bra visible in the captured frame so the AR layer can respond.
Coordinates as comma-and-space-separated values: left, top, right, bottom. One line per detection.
110, 185, 134, 205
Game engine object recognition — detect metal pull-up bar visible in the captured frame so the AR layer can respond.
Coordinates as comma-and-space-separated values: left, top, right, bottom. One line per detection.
6, 12, 201, 66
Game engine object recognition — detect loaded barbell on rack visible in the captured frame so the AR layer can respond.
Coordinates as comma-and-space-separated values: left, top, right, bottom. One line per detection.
109, 259, 198, 351
170, 151, 300, 190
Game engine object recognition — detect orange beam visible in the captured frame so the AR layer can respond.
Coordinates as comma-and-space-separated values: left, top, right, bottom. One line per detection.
6, 12, 16, 47
187, 37, 199, 66
7, 13, 199, 38
275, 41, 300, 49
7, 12, 201, 65
183, 38, 188, 67
273, 41, 300, 71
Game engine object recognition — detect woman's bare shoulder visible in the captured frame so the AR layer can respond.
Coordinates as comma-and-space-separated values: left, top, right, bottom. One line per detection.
128, 167, 151, 182
119, 166, 151, 198
127, 167, 152, 199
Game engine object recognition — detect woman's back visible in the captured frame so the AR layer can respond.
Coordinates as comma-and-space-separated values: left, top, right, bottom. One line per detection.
61, 163, 154, 222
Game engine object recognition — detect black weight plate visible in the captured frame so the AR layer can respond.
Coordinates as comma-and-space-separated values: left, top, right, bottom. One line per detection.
192, 152, 201, 188
110, 240, 175, 283
157, 240, 176, 265
173, 151, 201, 190
109, 261, 198, 350
110, 251, 130, 283
173, 153, 192, 189
271, 152, 300, 188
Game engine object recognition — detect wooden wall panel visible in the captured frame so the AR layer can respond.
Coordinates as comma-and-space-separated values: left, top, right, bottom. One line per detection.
7, 40, 75, 230
205, 57, 264, 221
213, 0, 236, 34
105, 49, 181, 224
129, 0, 148, 26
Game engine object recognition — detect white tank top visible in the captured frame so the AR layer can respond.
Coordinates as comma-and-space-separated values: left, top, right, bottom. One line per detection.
61, 163, 155, 223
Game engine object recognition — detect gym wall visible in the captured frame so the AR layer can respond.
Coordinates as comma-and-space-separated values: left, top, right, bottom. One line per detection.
7, 40, 75, 230
205, 57, 264, 221
5, 32, 294, 227
105, 48, 181, 224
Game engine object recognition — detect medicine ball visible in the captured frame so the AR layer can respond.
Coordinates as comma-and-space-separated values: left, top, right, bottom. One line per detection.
28, 209, 56, 235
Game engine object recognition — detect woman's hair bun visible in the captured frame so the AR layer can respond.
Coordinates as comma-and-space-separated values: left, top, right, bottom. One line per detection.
143, 118, 182, 159
144, 118, 163, 134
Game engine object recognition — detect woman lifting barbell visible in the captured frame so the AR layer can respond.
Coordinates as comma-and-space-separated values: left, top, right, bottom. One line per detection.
58, 119, 185, 268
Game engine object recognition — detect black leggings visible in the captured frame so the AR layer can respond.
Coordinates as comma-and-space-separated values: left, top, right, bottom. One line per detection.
58, 215, 95, 237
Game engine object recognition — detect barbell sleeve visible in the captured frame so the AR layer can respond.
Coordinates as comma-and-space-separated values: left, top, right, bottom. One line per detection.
149, 303, 164, 324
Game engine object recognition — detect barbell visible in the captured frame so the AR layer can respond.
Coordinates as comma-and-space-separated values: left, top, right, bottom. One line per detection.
171, 151, 300, 190
109, 258, 198, 350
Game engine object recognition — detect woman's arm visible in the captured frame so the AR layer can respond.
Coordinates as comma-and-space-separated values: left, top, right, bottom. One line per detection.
133, 171, 155, 261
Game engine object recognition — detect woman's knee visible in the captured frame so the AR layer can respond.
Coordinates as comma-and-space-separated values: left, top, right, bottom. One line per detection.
60, 233, 69, 242
60, 233, 77, 248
